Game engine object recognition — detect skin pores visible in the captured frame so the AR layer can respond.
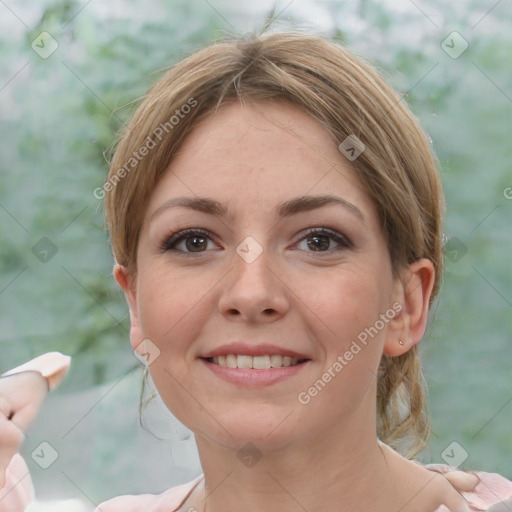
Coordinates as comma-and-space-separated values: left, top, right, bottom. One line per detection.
117, 100, 420, 474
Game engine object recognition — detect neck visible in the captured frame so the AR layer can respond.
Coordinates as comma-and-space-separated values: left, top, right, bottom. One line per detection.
189, 429, 398, 512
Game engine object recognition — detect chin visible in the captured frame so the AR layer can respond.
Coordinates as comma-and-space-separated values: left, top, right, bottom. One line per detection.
203, 414, 301, 452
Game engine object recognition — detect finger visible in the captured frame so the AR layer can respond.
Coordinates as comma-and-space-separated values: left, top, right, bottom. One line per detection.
0, 399, 24, 490
0, 374, 47, 492
442, 470, 480, 493
1, 352, 71, 391
0, 375, 46, 489
441, 492, 471, 512
0, 395, 13, 419
0, 372, 48, 431
0, 453, 35, 506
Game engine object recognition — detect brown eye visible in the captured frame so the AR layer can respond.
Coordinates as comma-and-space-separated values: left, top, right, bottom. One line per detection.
296, 228, 352, 253
161, 229, 217, 254
183, 234, 208, 252
307, 234, 330, 251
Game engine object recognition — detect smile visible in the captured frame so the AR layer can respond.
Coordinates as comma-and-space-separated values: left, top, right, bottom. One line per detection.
205, 354, 309, 369
200, 356, 311, 387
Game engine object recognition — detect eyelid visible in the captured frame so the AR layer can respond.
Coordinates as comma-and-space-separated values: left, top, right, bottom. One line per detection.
159, 228, 219, 253
160, 226, 353, 255
293, 227, 353, 251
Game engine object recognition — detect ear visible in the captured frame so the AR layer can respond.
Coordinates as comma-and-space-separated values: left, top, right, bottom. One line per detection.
383, 258, 436, 356
113, 263, 145, 355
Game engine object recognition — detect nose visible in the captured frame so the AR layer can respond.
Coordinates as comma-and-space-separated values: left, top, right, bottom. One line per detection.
218, 240, 289, 323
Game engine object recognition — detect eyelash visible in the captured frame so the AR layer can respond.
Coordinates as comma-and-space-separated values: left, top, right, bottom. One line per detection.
160, 227, 352, 256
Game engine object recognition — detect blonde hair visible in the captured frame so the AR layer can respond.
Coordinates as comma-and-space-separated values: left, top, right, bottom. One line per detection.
104, 31, 444, 458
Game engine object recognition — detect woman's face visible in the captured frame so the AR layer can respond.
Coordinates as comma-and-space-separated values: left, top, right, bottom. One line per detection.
120, 101, 409, 451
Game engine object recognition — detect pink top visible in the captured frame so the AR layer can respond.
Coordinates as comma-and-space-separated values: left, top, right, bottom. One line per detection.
95, 467, 512, 512
1, 455, 511, 511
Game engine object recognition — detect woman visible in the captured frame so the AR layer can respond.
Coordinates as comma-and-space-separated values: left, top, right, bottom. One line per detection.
1, 32, 511, 512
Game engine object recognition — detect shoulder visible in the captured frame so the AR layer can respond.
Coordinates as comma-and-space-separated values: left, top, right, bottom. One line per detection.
93, 474, 204, 512
91, 465, 512, 512
425, 463, 512, 511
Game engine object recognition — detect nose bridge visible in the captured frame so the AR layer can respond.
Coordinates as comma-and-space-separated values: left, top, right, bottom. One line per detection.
232, 234, 274, 294
219, 234, 287, 320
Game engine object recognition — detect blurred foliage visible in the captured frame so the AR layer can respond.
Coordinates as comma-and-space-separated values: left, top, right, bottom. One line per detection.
0, 0, 510, 499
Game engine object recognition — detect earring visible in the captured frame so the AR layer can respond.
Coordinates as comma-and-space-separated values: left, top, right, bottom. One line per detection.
399, 339, 405, 345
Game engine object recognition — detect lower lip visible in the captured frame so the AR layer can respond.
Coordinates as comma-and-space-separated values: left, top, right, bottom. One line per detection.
200, 358, 311, 386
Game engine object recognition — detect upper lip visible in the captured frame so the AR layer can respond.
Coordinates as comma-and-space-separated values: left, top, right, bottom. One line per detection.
200, 342, 310, 360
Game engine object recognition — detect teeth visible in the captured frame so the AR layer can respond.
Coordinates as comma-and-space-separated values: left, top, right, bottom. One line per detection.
226, 354, 237, 368
237, 355, 252, 369
210, 354, 301, 369
253, 355, 270, 369
270, 354, 284, 367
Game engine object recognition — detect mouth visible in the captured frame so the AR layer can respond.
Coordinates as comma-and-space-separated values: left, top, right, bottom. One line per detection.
199, 342, 312, 386
200, 354, 312, 387
202, 354, 310, 369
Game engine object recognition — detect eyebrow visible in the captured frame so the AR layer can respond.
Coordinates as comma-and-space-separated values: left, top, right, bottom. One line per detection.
150, 194, 364, 222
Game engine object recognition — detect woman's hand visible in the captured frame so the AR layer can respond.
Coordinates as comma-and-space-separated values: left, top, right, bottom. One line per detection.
0, 352, 71, 510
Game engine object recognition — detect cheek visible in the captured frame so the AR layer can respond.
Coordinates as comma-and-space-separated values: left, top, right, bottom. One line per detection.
135, 269, 202, 353
300, 275, 387, 409
136, 271, 210, 417
300, 266, 392, 403
135, 263, 227, 392
302, 265, 391, 344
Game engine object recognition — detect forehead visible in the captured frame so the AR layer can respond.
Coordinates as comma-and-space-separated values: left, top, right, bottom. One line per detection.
146, 100, 374, 221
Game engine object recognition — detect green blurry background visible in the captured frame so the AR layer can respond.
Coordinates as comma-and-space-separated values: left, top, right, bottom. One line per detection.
0, 0, 510, 506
